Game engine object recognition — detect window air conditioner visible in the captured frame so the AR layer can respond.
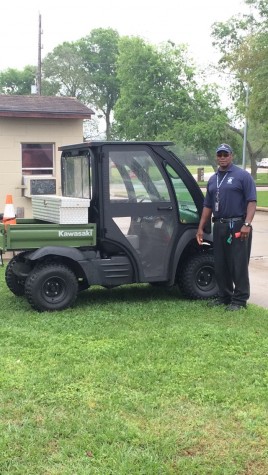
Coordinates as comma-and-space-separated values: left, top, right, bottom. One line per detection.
23, 176, 56, 198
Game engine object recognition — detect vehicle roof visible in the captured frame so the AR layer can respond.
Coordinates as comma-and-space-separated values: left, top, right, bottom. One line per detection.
59, 141, 174, 151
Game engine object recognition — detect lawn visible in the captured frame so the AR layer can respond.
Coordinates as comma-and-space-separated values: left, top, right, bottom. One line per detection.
187, 167, 268, 187
189, 167, 268, 205
256, 172, 268, 186
1, 267, 268, 474
257, 191, 268, 207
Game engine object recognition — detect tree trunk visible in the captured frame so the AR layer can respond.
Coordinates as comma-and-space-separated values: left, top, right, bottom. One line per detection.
229, 124, 265, 178
250, 154, 258, 179
205, 149, 217, 172
106, 112, 111, 140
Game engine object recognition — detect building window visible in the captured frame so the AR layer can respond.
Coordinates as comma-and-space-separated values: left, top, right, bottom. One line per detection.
22, 143, 54, 175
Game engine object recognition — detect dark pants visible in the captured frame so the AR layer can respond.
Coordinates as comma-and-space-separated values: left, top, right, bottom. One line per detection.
213, 221, 252, 306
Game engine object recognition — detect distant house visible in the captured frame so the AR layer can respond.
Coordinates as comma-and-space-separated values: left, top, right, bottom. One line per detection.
0, 95, 94, 218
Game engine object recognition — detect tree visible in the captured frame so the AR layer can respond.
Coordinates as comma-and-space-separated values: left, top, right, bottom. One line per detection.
77, 28, 120, 139
0, 66, 36, 94
114, 37, 196, 140
114, 37, 236, 169
41, 29, 120, 138
172, 84, 239, 170
42, 42, 87, 99
0, 64, 61, 97
233, 32, 268, 124
211, 0, 268, 176
245, 0, 268, 19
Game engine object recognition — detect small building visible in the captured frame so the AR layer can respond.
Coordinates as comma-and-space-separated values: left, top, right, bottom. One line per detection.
0, 95, 94, 218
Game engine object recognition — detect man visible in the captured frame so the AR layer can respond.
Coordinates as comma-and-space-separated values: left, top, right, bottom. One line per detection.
196, 144, 257, 311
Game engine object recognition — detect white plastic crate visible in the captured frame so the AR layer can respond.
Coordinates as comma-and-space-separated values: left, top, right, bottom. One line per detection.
32, 195, 90, 224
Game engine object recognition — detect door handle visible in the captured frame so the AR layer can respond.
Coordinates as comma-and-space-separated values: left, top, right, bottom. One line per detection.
157, 206, 173, 210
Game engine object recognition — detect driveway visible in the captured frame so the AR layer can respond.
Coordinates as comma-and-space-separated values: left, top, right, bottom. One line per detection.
249, 210, 268, 308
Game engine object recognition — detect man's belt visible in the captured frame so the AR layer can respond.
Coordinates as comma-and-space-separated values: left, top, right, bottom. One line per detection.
212, 216, 244, 223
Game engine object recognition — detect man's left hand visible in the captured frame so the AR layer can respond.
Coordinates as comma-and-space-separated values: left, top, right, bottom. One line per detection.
240, 225, 251, 240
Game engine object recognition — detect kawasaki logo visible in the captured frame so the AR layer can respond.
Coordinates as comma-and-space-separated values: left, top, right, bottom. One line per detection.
58, 230, 93, 238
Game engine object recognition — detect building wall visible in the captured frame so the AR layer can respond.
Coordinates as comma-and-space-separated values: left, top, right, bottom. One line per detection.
0, 117, 84, 218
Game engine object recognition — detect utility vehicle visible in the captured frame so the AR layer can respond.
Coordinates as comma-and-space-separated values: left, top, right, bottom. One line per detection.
1, 141, 218, 311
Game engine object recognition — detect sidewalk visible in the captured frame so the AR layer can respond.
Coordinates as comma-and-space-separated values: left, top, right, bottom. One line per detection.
249, 210, 268, 309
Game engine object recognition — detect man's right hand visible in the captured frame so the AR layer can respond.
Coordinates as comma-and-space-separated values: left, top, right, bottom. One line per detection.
196, 228, 204, 245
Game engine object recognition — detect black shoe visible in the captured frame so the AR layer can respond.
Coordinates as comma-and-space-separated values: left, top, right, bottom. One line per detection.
225, 304, 246, 312
207, 298, 229, 308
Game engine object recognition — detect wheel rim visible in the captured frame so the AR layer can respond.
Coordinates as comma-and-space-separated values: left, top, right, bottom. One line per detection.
41, 276, 67, 303
196, 265, 215, 291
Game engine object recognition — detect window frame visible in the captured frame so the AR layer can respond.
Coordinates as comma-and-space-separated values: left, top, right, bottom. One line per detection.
21, 142, 54, 176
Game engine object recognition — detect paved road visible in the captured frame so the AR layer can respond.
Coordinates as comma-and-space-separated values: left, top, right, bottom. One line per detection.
249, 210, 268, 308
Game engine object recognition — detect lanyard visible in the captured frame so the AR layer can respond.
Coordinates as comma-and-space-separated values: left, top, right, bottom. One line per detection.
216, 172, 228, 190
215, 172, 227, 211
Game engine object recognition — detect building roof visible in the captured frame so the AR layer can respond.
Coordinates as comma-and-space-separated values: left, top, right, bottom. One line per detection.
0, 95, 94, 119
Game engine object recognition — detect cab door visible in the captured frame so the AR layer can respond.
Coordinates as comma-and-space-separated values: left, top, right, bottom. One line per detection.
100, 145, 179, 281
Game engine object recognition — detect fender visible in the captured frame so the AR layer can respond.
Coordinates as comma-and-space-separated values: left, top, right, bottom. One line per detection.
24, 246, 133, 287
25, 246, 88, 262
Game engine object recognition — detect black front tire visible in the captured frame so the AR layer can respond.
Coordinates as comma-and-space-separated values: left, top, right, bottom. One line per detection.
178, 253, 218, 300
25, 263, 78, 312
5, 255, 26, 296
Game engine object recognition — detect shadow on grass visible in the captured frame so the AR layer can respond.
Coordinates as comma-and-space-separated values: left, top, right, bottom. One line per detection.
1, 277, 206, 317
76, 283, 184, 307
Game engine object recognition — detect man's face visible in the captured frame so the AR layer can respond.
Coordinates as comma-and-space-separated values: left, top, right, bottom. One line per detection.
216, 150, 233, 169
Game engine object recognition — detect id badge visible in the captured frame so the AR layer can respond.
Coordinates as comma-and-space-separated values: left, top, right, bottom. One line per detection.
215, 202, 219, 212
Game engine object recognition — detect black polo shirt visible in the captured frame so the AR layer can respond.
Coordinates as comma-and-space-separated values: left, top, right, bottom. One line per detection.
203, 164, 257, 218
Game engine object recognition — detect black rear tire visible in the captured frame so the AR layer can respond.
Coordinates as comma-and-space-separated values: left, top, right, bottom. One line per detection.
178, 253, 218, 300
5, 255, 25, 296
25, 263, 78, 312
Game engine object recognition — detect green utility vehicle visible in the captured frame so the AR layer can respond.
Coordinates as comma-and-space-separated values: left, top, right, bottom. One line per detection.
0, 141, 217, 312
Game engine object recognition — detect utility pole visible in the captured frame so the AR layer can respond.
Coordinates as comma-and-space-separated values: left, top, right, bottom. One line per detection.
242, 83, 249, 170
36, 13, 42, 95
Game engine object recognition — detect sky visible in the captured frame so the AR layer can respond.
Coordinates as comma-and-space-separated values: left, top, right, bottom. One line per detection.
1, 0, 250, 72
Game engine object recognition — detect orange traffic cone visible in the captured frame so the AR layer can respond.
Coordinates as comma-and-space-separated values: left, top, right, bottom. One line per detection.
3, 194, 16, 228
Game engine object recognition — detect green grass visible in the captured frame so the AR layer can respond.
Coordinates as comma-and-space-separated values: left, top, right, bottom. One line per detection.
188, 167, 268, 186
256, 172, 268, 186
193, 171, 268, 205
187, 165, 214, 175
196, 188, 268, 208
1, 268, 268, 474
257, 191, 268, 207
